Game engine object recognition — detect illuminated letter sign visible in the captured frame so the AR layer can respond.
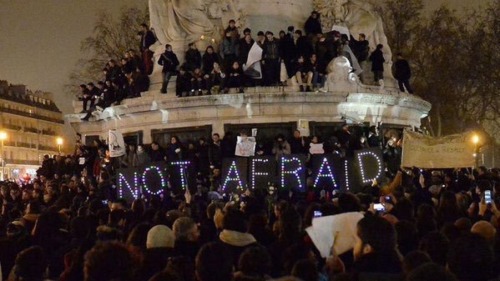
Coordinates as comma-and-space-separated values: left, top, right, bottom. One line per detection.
313, 157, 338, 189
169, 161, 191, 191
280, 155, 306, 191
221, 158, 248, 193
250, 156, 275, 189
142, 165, 168, 195
117, 171, 140, 201
355, 148, 384, 185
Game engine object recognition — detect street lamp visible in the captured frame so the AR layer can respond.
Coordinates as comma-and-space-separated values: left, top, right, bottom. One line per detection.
56, 137, 63, 155
472, 135, 480, 145
472, 134, 480, 167
0, 131, 7, 181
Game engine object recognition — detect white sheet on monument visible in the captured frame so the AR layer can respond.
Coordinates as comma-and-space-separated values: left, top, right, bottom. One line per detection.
246, 42, 263, 66
306, 212, 364, 258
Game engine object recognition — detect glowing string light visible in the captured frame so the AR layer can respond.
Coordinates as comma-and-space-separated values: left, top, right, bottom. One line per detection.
357, 151, 383, 184
142, 165, 168, 195
251, 158, 269, 189
280, 156, 304, 191
117, 172, 140, 199
170, 161, 191, 190
313, 157, 337, 189
222, 160, 244, 191
344, 160, 350, 190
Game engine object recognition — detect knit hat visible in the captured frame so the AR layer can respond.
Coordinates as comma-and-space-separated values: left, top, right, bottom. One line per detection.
146, 225, 175, 249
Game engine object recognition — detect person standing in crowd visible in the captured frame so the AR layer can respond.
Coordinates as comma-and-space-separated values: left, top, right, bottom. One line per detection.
262, 31, 280, 86
139, 23, 157, 75
369, 44, 385, 85
272, 134, 291, 160
394, 53, 414, 94
289, 130, 307, 154
158, 44, 179, 94
149, 141, 166, 162
224, 61, 245, 93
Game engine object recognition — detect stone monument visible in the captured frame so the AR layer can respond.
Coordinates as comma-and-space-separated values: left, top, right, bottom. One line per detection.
148, 0, 395, 88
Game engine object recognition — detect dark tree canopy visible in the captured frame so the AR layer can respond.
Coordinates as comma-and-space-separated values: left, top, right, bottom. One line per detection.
381, 0, 500, 143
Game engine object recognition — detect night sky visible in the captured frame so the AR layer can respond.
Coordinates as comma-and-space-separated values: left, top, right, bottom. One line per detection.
0, 0, 487, 115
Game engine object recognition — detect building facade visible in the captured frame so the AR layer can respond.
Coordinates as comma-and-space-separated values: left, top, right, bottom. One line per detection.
0, 80, 64, 180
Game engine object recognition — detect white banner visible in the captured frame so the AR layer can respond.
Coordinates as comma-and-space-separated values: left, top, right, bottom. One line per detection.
108, 130, 126, 158
402, 130, 476, 168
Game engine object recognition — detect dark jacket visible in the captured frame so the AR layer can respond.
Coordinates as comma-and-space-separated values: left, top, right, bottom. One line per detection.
263, 39, 280, 60
350, 36, 370, 62
369, 49, 385, 71
352, 252, 402, 280
140, 30, 156, 51
394, 59, 412, 80
185, 48, 202, 71
304, 16, 322, 36
158, 51, 179, 73
202, 52, 220, 74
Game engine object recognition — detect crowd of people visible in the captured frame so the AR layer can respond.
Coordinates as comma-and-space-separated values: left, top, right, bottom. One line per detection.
1, 123, 499, 281
78, 12, 415, 121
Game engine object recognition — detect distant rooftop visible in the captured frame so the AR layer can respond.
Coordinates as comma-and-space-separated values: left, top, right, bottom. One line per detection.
0, 80, 61, 113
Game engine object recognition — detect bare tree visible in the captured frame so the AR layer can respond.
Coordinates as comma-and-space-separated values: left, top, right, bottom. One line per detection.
66, 5, 149, 96
381, 0, 500, 142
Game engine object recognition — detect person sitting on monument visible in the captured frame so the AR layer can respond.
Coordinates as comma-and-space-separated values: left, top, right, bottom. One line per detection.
105, 59, 123, 83
185, 42, 202, 72
293, 30, 314, 63
127, 49, 144, 74
294, 55, 313, 92
190, 67, 206, 96
205, 62, 225, 95
224, 61, 245, 94
310, 53, 325, 90
201, 46, 220, 75
158, 44, 180, 94
176, 65, 192, 97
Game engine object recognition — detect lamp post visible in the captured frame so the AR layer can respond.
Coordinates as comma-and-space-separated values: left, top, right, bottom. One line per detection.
472, 134, 480, 168
0, 131, 7, 181
56, 137, 63, 155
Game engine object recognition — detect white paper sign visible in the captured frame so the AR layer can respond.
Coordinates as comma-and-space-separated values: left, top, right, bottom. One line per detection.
235, 136, 256, 157
309, 143, 325, 154
306, 212, 364, 258
108, 130, 126, 157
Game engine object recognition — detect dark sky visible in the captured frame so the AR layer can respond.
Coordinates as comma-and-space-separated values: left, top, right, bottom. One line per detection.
0, 0, 485, 115
0, 0, 147, 114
